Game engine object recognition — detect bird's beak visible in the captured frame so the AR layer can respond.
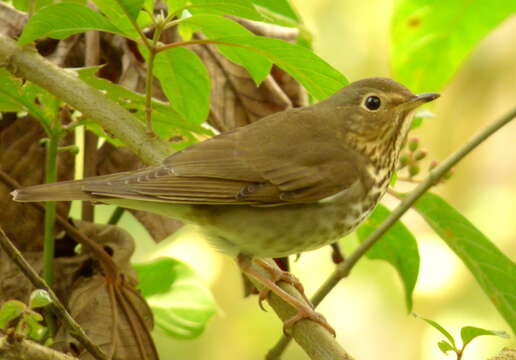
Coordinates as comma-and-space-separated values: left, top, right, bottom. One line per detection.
401, 92, 440, 110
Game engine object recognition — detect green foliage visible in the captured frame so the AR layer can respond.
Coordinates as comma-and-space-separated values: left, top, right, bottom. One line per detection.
415, 193, 516, 333
186, 0, 263, 21
0, 299, 48, 341
0, 300, 25, 329
391, 0, 516, 92
18, 3, 130, 45
252, 0, 300, 22
29, 289, 52, 309
154, 47, 211, 126
414, 314, 509, 357
357, 204, 419, 311
180, 14, 272, 84
76, 67, 208, 144
208, 35, 348, 100
134, 257, 217, 339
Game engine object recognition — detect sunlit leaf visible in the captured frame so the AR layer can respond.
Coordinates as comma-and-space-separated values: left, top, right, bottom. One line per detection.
188, 0, 263, 21
92, 0, 144, 37
413, 313, 457, 348
134, 257, 217, 339
0, 300, 26, 329
391, 0, 516, 92
437, 340, 454, 355
181, 15, 272, 84
210, 35, 348, 100
29, 289, 52, 309
154, 47, 210, 126
460, 326, 509, 348
415, 193, 516, 333
252, 0, 299, 22
357, 204, 419, 311
18, 3, 127, 44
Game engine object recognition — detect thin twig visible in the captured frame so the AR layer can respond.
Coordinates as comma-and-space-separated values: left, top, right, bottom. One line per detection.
0, 334, 79, 360
269, 107, 516, 358
0, 227, 107, 360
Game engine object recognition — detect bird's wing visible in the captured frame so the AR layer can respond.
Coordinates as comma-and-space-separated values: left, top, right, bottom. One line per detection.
84, 110, 364, 205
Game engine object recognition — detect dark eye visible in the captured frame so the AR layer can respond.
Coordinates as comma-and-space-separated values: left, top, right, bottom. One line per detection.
364, 96, 381, 111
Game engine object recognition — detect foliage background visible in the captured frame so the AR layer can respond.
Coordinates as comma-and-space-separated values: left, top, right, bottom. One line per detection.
58, 1, 516, 359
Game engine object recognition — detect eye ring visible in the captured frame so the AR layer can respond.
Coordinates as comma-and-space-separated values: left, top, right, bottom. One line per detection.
364, 95, 381, 111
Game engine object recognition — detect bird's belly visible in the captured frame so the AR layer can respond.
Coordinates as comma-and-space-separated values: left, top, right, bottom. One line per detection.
196, 194, 380, 258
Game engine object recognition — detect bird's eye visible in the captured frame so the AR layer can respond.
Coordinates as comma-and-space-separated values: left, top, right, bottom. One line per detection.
364, 95, 381, 111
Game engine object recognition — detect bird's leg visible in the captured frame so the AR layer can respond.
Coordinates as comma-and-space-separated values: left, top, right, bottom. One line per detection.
237, 254, 335, 336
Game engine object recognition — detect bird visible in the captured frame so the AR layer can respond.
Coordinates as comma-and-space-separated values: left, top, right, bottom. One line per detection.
12, 77, 439, 334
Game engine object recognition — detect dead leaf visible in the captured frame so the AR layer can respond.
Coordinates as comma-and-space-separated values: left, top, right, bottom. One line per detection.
54, 221, 156, 360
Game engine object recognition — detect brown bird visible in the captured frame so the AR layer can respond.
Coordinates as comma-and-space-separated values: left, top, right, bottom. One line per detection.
12, 77, 439, 334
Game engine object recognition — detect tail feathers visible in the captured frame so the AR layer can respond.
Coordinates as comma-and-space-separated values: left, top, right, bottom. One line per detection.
12, 180, 95, 202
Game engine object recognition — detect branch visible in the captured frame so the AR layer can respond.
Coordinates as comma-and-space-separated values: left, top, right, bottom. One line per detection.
0, 227, 107, 360
0, 334, 79, 360
270, 107, 516, 356
247, 261, 354, 360
0, 34, 171, 166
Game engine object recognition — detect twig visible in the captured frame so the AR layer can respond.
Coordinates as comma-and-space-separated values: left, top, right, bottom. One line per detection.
269, 107, 516, 357
0, 334, 79, 360
0, 227, 107, 360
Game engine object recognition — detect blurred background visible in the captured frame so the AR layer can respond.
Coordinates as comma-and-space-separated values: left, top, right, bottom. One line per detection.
76, 1, 516, 359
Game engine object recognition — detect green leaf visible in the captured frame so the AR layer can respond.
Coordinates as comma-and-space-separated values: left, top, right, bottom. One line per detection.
0, 70, 25, 112
166, 0, 188, 14
357, 204, 419, 311
181, 15, 272, 84
0, 69, 52, 130
18, 3, 126, 45
252, 0, 299, 22
188, 0, 263, 21
29, 289, 53, 309
413, 313, 457, 348
410, 109, 434, 131
391, 0, 516, 93
76, 67, 207, 142
414, 193, 516, 333
437, 340, 454, 355
460, 326, 510, 348
134, 257, 217, 339
0, 300, 26, 329
12, 0, 53, 12
154, 47, 210, 126
212, 35, 348, 100
92, 0, 143, 38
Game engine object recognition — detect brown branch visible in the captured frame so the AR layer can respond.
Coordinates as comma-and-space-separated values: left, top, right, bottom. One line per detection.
0, 333, 79, 360
0, 34, 172, 166
0, 227, 107, 360
248, 261, 354, 360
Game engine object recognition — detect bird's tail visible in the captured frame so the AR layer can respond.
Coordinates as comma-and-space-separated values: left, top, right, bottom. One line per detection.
11, 173, 127, 202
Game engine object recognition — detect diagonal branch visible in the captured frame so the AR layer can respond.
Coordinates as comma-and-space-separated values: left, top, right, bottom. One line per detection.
0, 227, 107, 360
0, 34, 171, 166
268, 106, 516, 357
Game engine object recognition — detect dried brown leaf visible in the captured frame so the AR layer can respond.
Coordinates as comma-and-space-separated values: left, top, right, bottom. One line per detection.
54, 221, 156, 360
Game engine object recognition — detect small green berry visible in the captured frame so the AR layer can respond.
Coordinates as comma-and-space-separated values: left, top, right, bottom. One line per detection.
408, 137, 419, 152
414, 149, 427, 161
409, 164, 420, 177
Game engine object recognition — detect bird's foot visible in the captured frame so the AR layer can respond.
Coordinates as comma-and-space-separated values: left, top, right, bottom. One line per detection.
253, 258, 312, 310
237, 255, 335, 337
282, 306, 335, 337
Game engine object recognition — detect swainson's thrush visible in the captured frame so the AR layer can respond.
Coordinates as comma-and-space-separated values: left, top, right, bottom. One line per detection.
12, 77, 439, 333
